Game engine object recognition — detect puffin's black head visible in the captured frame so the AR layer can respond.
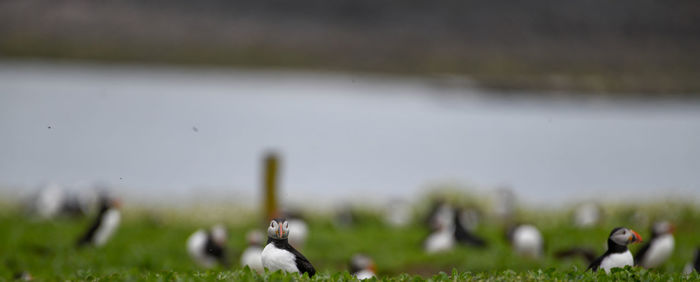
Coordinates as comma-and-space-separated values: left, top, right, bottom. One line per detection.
609, 227, 642, 246
651, 221, 675, 238
267, 218, 290, 240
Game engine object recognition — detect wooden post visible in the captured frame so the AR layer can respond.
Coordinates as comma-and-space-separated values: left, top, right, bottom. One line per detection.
263, 152, 279, 222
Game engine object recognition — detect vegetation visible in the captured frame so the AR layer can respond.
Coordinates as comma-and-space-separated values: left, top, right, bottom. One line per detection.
1, 199, 698, 281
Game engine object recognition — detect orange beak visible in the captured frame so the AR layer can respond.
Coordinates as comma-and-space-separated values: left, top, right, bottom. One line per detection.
669, 224, 676, 234
629, 229, 642, 243
369, 263, 377, 274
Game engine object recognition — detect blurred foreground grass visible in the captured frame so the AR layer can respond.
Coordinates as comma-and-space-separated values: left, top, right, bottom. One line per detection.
1, 200, 699, 280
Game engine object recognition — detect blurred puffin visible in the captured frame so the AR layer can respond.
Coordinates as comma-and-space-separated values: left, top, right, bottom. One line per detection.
240, 230, 265, 273
423, 205, 456, 253
261, 218, 316, 277
507, 224, 543, 258
588, 227, 643, 272
186, 224, 229, 268
573, 202, 602, 228
349, 254, 377, 280
683, 247, 700, 274
635, 221, 675, 269
287, 216, 309, 249
76, 196, 121, 247
453, 208, 487, 247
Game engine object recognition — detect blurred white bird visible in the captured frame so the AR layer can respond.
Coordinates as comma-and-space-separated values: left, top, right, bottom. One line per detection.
240, 230, 264, 273
187, 225, 229, 268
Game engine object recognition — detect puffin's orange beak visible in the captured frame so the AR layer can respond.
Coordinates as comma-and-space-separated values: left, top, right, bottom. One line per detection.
369, 263, 377, 273
669, 224, 676, 234
629, 230, 642, 243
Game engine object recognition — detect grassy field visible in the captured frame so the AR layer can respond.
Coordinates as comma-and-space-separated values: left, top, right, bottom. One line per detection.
1, 199, 699, 281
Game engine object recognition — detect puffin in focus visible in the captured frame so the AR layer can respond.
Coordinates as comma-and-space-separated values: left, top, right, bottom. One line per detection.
635, 221, 675, 269
349, 254, 377, 280
186, 224, 229, 268
683, 247, 700, 274
261, 218, 316, 277
240, 230, 265, 273
76, 196, 121, 247
588, 227, 643, 272
507, 224, 543, 258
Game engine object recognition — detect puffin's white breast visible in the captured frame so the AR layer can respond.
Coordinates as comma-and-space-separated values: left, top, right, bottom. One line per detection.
241, 246, 264, 273
512, 225, 543, 258
261, 243, 299, 273
640, 234, 674, 268
93, 209, 120, 246
600, 250, 634, 273
354, 269, 376, 280
424, 228, 455, 253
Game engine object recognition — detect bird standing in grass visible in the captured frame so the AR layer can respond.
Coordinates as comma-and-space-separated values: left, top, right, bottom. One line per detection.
635, 221, 675, 269
76, 196, 121, 247
683, 247, 700, 274
507, 224, 543, 258
261, 218, 316, 277
588, 227, 643, 272
240, 230, 265, 273
186, 225, 229, 268
349, 254, 377, 280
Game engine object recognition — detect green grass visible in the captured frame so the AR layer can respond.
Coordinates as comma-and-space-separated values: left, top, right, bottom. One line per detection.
1, 201, 699, 281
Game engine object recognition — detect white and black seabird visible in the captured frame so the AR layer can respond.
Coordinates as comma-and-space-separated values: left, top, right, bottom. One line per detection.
453, 207, 487, 247
507, 224, 544, 258
635, 221, 675, 269
261, 218, 316, 277
240, 230, 265, 273
588, 227, 643, 272
76, 196, 121, 247
423, 205, 456, 253
186, 224, 229, 268
683, 247, 700, 274
349, 254, 377, 280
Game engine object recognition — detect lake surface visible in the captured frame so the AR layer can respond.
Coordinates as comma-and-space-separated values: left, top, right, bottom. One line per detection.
1, 61, 699, 207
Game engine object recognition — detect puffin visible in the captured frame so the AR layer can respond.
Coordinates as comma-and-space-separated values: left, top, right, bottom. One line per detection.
683, 247, 700, 274
186, 224, 229, 268
76, 196, 121, 247
240, 230, 265, 273
349, 254, 377, 280
261, 218, 316, 277
453, 207, 487, 247
635, 221, 675, 269
423, 206, 456, 253
507, 224, 543, 258
587, 227, 643, 272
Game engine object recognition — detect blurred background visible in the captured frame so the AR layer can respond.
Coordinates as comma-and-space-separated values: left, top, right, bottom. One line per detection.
1, 0, 699, 208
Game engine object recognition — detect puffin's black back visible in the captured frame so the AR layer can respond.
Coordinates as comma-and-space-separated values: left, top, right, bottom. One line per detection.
269, 238, 316, 277
694, 248, 700, 272
453, 210, 487, 247
204, 231, 229, 267
76, 199, 110, 247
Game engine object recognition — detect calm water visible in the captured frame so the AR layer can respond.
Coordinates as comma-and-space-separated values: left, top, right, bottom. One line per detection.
1, 61, 699, 207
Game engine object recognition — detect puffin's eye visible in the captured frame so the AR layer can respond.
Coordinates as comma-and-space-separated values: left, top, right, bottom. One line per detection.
270, 222, 275, 227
